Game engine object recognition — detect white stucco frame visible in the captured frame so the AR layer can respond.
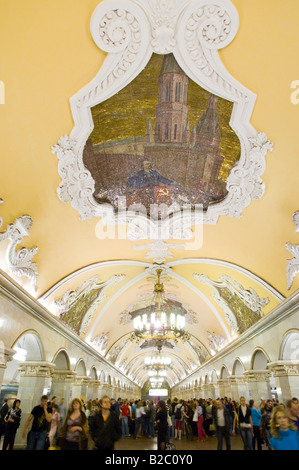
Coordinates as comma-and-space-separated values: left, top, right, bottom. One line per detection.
52, 0, 273, 240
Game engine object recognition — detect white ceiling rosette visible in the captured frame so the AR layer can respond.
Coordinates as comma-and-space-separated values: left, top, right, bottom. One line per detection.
52, 0, 273, 239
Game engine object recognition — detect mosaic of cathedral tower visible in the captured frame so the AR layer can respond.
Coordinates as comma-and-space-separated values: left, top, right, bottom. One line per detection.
83, 53, 229, 216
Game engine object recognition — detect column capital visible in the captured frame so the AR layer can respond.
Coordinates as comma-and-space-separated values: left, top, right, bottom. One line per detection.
230, 375, 248, 385
18, 361, 56, 377
89, 380, 101, 387
268, 361, 299, 377
243, 369, 271, 382
0, 346, 15, 368
74, 375, 91, 386
51, 369, 76, 382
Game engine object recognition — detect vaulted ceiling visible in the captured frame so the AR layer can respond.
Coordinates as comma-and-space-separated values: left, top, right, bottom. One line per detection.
1, 0, 299, 389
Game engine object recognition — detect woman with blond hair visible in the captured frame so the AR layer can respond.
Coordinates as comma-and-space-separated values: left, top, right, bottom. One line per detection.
269, 405, 299, 450
59, 398, 88, 450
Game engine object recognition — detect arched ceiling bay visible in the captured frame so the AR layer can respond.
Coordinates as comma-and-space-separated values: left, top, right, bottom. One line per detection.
1, 0, 299, 390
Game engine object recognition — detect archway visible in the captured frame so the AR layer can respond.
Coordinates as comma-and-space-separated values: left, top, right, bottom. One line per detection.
1, 332, 43, 403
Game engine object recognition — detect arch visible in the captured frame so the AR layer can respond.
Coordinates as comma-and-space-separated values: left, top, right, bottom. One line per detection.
11, 330, 44, 362
3, 331, 44, 397
251, 348, 270, 370
232, 358, 245, 376
89, 366, 98, 380
204, 374, 209, 385
279, 329, 299, 361
220, 365, 229, 379
52, 349, 70, 370
107, 374, 112, 385
99, 370, 105, 383
211, 370, 218, 382
75, 359, 87, 376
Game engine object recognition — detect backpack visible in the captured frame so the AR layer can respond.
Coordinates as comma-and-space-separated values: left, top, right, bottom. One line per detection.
175, 405, 182, 420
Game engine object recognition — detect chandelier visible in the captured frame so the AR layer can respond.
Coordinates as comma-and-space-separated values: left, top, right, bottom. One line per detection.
129, 269, 190, 351
144, 356, 171, 371
149, 377, 164, 388
148, 370, 167, 377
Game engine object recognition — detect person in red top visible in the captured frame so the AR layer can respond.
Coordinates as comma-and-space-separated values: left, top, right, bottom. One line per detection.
121, 400, 130, 437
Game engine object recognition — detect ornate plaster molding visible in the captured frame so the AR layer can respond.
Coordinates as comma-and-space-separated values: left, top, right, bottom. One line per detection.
54, 274, 125, 336
286, 243, 299, 290
194, 272, 269, 335
268, 360, 299, 377
133, 240, 186, 263
286, 211, 299, 290
243, 369, 271, 382
52, 0, 272, 236
0, 209, 38, 290
207, 331, 226, 353
91, 332, 110, 356
18, 361, 56, 377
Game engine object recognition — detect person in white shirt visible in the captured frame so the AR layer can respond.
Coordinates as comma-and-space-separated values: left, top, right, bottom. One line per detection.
212, 399, 231, 450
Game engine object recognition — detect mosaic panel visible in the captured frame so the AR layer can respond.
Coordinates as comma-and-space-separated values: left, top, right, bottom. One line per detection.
83, 53, 240, 217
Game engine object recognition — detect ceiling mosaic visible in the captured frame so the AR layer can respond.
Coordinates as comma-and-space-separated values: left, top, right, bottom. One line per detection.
84, 53, 240, 216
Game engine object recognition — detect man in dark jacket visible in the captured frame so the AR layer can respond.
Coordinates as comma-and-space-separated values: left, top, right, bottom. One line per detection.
89, 395, 122, 451
0, 398, 9, 442
212, 399, 231, 450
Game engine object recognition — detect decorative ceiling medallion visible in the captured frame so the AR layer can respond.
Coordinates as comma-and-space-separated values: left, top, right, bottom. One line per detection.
52, 0, 272, 239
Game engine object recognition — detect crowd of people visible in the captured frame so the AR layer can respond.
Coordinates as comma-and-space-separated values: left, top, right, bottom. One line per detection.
0, 394, 298, 451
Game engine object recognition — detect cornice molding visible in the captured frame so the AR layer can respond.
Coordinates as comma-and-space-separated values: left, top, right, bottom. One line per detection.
172, 288, 299, 387
0, 270, 138, 388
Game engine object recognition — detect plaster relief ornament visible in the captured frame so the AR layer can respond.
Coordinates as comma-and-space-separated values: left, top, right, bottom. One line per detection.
286, 211, 299, 290
207, 331, 226, 354
54, 274, 125, 335
106, 337, 128, 365
91, 333, 109, 355
0, 205, 38, 290
194, 273, 269, 335
52, 0, 273, 241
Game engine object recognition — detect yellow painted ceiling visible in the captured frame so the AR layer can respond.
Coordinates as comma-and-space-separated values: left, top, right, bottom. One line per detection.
1, 0, 299, 387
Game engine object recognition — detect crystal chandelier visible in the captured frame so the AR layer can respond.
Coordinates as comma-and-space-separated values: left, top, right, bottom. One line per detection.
149, 377, 164, 388
145, 356, 171, 366
148, 370, 167, 377
129, 269, 190, 351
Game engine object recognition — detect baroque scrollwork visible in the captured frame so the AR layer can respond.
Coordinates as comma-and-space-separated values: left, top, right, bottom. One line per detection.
286, 211, 299, 290
194, 273, 269, 335
54, 274, 125, 335
52, 0, 272, 233
0, 205, 38, 290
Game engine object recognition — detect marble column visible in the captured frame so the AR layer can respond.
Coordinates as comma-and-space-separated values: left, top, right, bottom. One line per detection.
0, 345, 14, 393
209, 383, 219, 399
218, 378, 232, 398
15, 361, 55, 448
106, 384, 113, 398
230, 375, 249, 401
201, 384, 210, 399
71, 376, 90, 402
50, 369, 76, 409
88, 380, 101, 401
97, 384, 108, 398
244, 370, 271, 402
268, 361, 299, 402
